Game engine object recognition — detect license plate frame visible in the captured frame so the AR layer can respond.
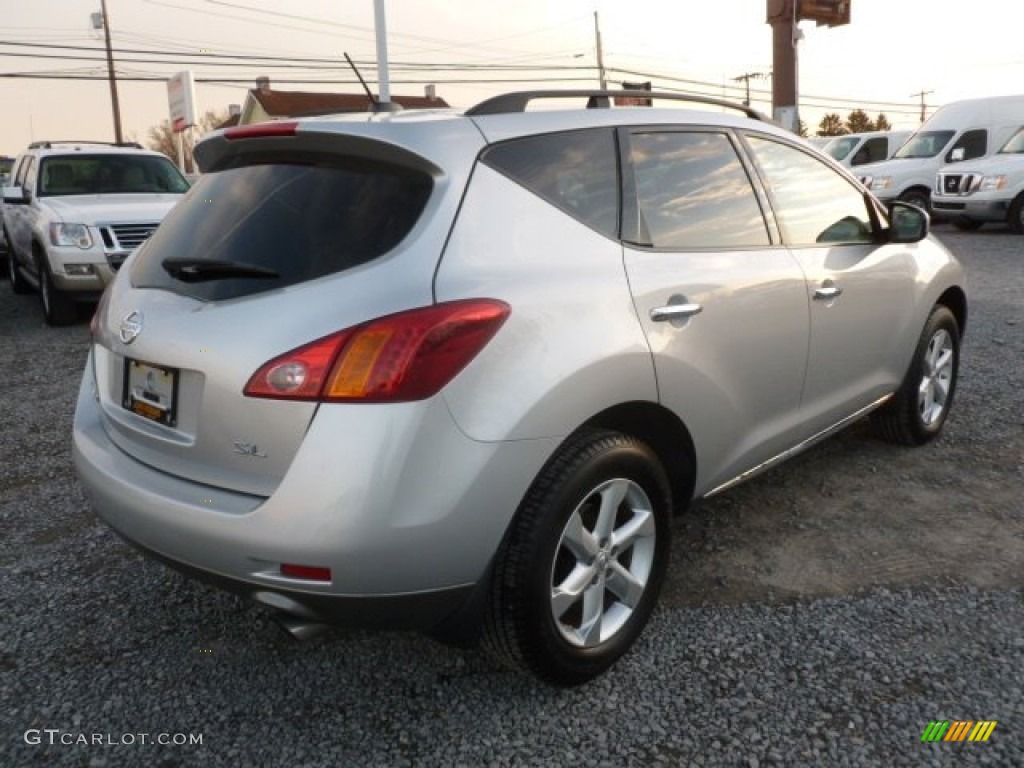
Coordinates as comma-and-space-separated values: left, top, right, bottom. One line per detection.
123, 358, 179, 427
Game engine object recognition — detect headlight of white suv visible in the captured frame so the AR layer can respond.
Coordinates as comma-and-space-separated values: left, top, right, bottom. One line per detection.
970, 175, 1007, 193
868, 176, 893, 191
49, 223, 93, 249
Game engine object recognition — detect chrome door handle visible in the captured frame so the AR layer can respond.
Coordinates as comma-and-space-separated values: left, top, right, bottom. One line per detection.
813, 285, 843, 301
650, 303, 703, 322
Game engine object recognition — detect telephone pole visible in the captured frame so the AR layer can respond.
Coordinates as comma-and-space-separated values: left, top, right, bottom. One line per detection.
99, 0, 123, 143
594, 11, 607, 89
911, 89, 934, 123
733, 72, 766, 107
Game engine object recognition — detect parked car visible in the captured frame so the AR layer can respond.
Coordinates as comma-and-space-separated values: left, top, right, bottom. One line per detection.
932, 125, 1024, 232
0, 155, 14, 186
2, 141, 190, 325
858, 94, 1024, 213
0, 155, 14, 259
822, 130, 911, 168
72, 90, 967, 685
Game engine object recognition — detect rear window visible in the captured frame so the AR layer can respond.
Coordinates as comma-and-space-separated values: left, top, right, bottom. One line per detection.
131, 159, 432, 301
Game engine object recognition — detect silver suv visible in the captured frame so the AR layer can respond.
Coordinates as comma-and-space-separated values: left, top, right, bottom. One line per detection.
3, 141, 189, 325
72, 91, 967, 685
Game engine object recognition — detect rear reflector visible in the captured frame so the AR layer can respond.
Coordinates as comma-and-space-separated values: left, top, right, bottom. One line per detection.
279, 564, 332, 582
244, 299, 510, 403
224, 121, 298, 140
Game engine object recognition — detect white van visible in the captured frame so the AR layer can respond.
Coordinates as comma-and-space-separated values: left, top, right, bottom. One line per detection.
822, 131, 910, 168
932, 126, 1024, 232
858, 94, 1024, 211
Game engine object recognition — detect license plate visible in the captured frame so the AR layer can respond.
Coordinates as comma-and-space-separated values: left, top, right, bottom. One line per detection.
123, 359, 178, 427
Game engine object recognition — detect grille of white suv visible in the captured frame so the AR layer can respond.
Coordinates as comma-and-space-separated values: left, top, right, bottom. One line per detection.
102, 223, 159, 251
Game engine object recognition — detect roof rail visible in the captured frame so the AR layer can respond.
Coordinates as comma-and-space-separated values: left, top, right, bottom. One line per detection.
27, 140, 145, 150
466, 89, 768, 121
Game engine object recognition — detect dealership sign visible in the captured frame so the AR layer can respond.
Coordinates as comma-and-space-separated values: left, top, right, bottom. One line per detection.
167, 71, 197, 133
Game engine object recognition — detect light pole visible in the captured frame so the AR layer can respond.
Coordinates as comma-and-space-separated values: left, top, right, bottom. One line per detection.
98, 0, 124, 143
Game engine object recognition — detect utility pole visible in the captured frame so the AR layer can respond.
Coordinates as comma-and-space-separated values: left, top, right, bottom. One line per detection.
733, 72, 766, 107
594, 11, 607, 89
911, 89, 934, 123
99, 0, 123, 143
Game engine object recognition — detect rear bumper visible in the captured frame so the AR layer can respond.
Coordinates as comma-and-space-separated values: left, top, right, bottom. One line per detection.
72, 352, 557, 628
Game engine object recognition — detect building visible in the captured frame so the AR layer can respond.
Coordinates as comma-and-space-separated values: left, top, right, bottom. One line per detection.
223, 77, 449, 127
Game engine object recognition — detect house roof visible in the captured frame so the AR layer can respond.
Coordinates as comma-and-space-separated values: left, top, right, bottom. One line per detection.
250, 89, 449, 117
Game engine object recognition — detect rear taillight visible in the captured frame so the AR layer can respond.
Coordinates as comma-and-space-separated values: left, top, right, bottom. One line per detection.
244, 299, 510, 403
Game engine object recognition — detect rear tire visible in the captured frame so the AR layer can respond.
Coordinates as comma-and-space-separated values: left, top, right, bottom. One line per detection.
484, 429, 671, 686
1009, 194, 1024, 235
36, 248, 77, 326
871, 305, 959, 445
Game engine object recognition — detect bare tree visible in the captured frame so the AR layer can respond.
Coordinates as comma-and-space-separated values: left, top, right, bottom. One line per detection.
874, 113, 893, 131
147, 109, 228, 171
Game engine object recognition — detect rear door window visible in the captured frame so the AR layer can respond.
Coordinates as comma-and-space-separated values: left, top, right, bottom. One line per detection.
626, 130, 771, 249
481, 128, 619, 239
131, 158, 433, 301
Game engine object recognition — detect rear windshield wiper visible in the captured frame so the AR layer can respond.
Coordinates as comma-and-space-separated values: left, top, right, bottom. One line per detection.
161, 258, 279, 282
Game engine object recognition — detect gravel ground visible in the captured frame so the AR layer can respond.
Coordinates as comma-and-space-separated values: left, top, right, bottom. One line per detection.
1, 226, 1021, 767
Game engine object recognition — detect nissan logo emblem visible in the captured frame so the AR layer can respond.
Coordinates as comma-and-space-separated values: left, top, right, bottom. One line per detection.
119, 311, 143, 344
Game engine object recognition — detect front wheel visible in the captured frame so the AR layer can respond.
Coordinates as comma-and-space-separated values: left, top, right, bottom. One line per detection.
37, 250, 77, 326
484, 429, 672, 686
1008, 193, 1024, 235
898, 188, 931, 214
871, 305, 960, 445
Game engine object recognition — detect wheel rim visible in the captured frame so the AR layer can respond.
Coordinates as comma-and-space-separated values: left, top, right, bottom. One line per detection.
918, 329, 954, 426
549, 478, 656, 648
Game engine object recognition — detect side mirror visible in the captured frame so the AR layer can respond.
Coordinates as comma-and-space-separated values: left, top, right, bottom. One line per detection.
888, 201, 929, 243
2, 185, 29, 205
948, 147, 966, 162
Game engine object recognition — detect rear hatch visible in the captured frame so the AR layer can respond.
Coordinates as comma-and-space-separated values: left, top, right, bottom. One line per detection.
91, 115, 483, 497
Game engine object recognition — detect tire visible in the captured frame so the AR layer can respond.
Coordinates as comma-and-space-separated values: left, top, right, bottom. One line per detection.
6, 232, 32, 294
898, 188, 931, 214
36, 248, 77, 326
952, 217, 983, 232
1009, 194, 1024, 235
484, 429, 672, 686
871, 305, 960, 445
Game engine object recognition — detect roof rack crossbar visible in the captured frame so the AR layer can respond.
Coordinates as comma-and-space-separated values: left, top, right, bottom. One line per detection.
27, 140, 145, 150
466, 90, 767, 121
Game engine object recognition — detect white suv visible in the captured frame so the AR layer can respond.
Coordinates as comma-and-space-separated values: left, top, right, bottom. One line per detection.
932, 126, 1024, 232
2, 142, 189, 325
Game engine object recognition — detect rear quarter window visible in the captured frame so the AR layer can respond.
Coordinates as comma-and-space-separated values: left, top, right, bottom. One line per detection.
481, 128, 619, 239
131, 158, 432, 301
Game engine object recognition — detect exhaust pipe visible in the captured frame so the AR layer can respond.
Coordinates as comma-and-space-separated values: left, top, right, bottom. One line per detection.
274, 613, 329, 641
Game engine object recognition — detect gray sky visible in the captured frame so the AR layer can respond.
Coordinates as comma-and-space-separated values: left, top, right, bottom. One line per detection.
2, 0, 1022, 153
